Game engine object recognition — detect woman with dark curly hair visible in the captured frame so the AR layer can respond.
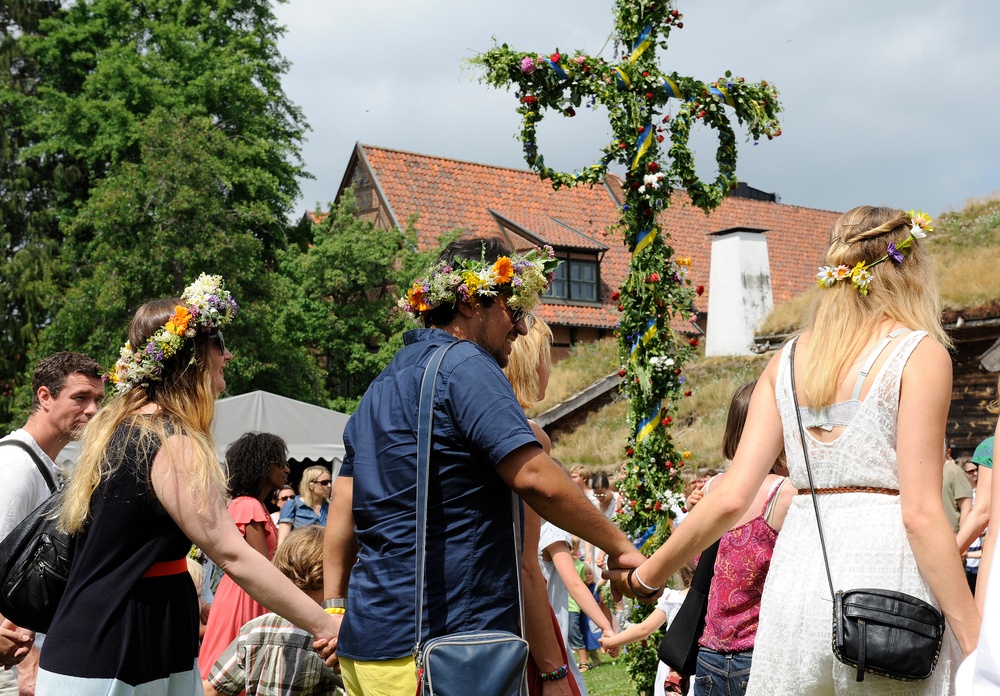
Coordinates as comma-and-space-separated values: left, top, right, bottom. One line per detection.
199, 432, 290, 678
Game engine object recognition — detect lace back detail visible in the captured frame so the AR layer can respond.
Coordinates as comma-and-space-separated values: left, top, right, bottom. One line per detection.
776, 331, 928, 491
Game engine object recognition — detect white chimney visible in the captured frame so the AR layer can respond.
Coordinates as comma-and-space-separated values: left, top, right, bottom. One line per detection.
705, 227, 774, 357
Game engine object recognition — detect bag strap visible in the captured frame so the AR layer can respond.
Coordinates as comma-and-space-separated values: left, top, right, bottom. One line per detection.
413, 341, 525, 656
788, 340, 837, 601
0, 439, 57, 494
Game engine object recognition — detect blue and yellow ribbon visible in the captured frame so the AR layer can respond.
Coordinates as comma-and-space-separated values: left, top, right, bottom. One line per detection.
613, 66, 631, 90
637, 400, 665, 442
662, 76, 682, 100
548, 58, 569, 81
634, 523, 657, 551
629, 318, 657, 363
628, 24, 653, 63
633, 227, 658, 256
710, 85, 736, 107
631, 125, 653, 171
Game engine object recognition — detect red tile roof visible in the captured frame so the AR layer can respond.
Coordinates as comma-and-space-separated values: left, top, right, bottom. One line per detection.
340, 144, 841, 330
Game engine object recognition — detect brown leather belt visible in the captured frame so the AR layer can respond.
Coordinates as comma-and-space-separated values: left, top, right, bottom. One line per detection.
798, 486, 899, 496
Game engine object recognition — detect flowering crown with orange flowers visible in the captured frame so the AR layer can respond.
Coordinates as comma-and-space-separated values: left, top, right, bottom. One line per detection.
107, 274, 238, 394
399, 246, 560, 318
816, 211, 933, 296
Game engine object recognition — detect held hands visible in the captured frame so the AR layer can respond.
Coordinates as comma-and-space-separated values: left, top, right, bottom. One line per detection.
0, 620, 33, 669
598, 628, 621, 658
603, 562, 663, 603
312, 610, 343, 668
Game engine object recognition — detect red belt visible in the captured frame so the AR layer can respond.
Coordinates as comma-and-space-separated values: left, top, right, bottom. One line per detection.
141, 557, 189, 578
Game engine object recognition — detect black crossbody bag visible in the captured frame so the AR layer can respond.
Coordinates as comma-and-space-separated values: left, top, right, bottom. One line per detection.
413, 342, 529, 696
789, 340, 944, 682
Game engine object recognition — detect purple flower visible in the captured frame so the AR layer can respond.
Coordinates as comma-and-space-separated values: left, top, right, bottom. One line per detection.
887, 243, 904, 263
520, 56, 536, 74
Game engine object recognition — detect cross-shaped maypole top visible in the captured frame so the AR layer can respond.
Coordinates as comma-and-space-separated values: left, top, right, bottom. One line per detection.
474, 7, 782, 687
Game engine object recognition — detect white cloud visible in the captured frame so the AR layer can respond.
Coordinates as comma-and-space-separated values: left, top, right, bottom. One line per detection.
273, 0, 1000, 217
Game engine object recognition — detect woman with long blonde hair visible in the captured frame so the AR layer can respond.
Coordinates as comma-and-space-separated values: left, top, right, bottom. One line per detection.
606, 207, 979, 694
36, 275, 340, 695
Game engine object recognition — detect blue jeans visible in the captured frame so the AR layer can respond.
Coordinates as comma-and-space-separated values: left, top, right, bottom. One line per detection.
693, 648, 753, 696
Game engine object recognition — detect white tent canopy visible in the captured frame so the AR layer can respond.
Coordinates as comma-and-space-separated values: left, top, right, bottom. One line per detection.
212, 390, 348, 466
57, 390, 349, 478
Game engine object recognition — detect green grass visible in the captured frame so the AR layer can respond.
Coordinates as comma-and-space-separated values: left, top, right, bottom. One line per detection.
582, 656, 637, 696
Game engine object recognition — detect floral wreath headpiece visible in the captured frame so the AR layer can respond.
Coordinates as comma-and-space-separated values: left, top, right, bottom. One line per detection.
399, 245, 561, 319
107, 274, 239, 394
816, 210, 933, 296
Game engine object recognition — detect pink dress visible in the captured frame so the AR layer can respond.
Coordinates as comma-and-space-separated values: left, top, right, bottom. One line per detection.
198, 496, 278, 678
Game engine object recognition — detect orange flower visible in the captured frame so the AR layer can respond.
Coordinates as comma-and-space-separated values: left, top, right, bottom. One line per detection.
407, 285, 431, 313
165, 306, 191, 336
493, 256, 514, 285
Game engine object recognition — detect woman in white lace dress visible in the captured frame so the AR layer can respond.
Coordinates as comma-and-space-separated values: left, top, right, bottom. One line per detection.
606, 206, 979, 694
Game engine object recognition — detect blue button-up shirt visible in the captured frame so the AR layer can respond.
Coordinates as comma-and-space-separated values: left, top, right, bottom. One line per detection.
338, 329, 538, 661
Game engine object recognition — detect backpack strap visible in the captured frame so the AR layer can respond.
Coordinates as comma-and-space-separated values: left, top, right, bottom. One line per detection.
0, 439, 57, 494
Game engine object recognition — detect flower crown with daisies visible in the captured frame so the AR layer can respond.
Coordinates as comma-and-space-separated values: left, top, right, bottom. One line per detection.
816, 210, 933, 296
108, 274, 239, 394
399, 245, 561, 318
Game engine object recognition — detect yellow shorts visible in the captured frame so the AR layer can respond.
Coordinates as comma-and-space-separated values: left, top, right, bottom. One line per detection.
339, 655, 417, 696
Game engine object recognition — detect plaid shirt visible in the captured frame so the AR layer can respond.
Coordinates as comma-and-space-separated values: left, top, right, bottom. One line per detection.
206, 612, 343, 695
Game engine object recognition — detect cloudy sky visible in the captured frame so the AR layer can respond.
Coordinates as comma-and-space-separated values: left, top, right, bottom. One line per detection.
271, 0, 1000, 220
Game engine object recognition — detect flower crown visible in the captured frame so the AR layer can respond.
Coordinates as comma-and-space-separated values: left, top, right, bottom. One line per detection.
399, 245, 561, 318
108, 274, 239, 394
816, 210, 932, 296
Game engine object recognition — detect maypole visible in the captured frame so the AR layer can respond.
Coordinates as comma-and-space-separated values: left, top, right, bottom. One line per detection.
474, 3, 782, 690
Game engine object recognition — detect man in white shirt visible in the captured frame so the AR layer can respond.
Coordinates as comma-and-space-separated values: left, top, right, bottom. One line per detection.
0, 352, 103, 696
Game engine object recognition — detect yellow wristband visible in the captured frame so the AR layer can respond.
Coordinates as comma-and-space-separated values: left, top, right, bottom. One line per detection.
325, 607, 346, 615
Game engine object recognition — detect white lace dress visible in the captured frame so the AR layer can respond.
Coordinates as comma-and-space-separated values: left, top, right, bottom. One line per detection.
747, 332, 963, 695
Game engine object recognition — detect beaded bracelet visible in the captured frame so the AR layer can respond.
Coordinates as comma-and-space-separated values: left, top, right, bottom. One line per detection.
627, 568, 658, 599
539, 664, 569, 682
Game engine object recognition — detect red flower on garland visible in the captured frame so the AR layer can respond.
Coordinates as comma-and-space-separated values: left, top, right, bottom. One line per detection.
551, 52, 561, 62
611, 291, 620, 300
647, 273, 660, 283
696, 285, 705, 295
689, 337, 699, 347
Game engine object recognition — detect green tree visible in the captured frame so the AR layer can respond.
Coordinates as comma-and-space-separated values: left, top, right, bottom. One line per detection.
0, 0, 68, 428
279, 190, 450, 412
1, 0, 310, 428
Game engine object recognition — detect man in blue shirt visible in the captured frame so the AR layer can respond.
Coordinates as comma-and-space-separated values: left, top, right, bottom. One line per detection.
323, 237, 644, 695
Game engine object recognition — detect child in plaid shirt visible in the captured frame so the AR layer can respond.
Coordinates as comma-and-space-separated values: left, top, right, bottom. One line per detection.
204, 526, 343, 696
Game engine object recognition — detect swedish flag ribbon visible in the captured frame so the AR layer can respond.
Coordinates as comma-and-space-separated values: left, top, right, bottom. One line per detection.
711, 85, 736, 107
662, 76, 683, 100
634, 523, 657, 551
637, 400, 665, 442
629, 318, 657, 363
629, 24, 653, 63
548, 58, 569, 81
633, 227, 658, 256
631, 125, 653, 171
614, 66, 631, 90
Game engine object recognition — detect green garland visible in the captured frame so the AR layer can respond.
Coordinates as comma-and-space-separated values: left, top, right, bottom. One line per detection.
475, 2, 782, 692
